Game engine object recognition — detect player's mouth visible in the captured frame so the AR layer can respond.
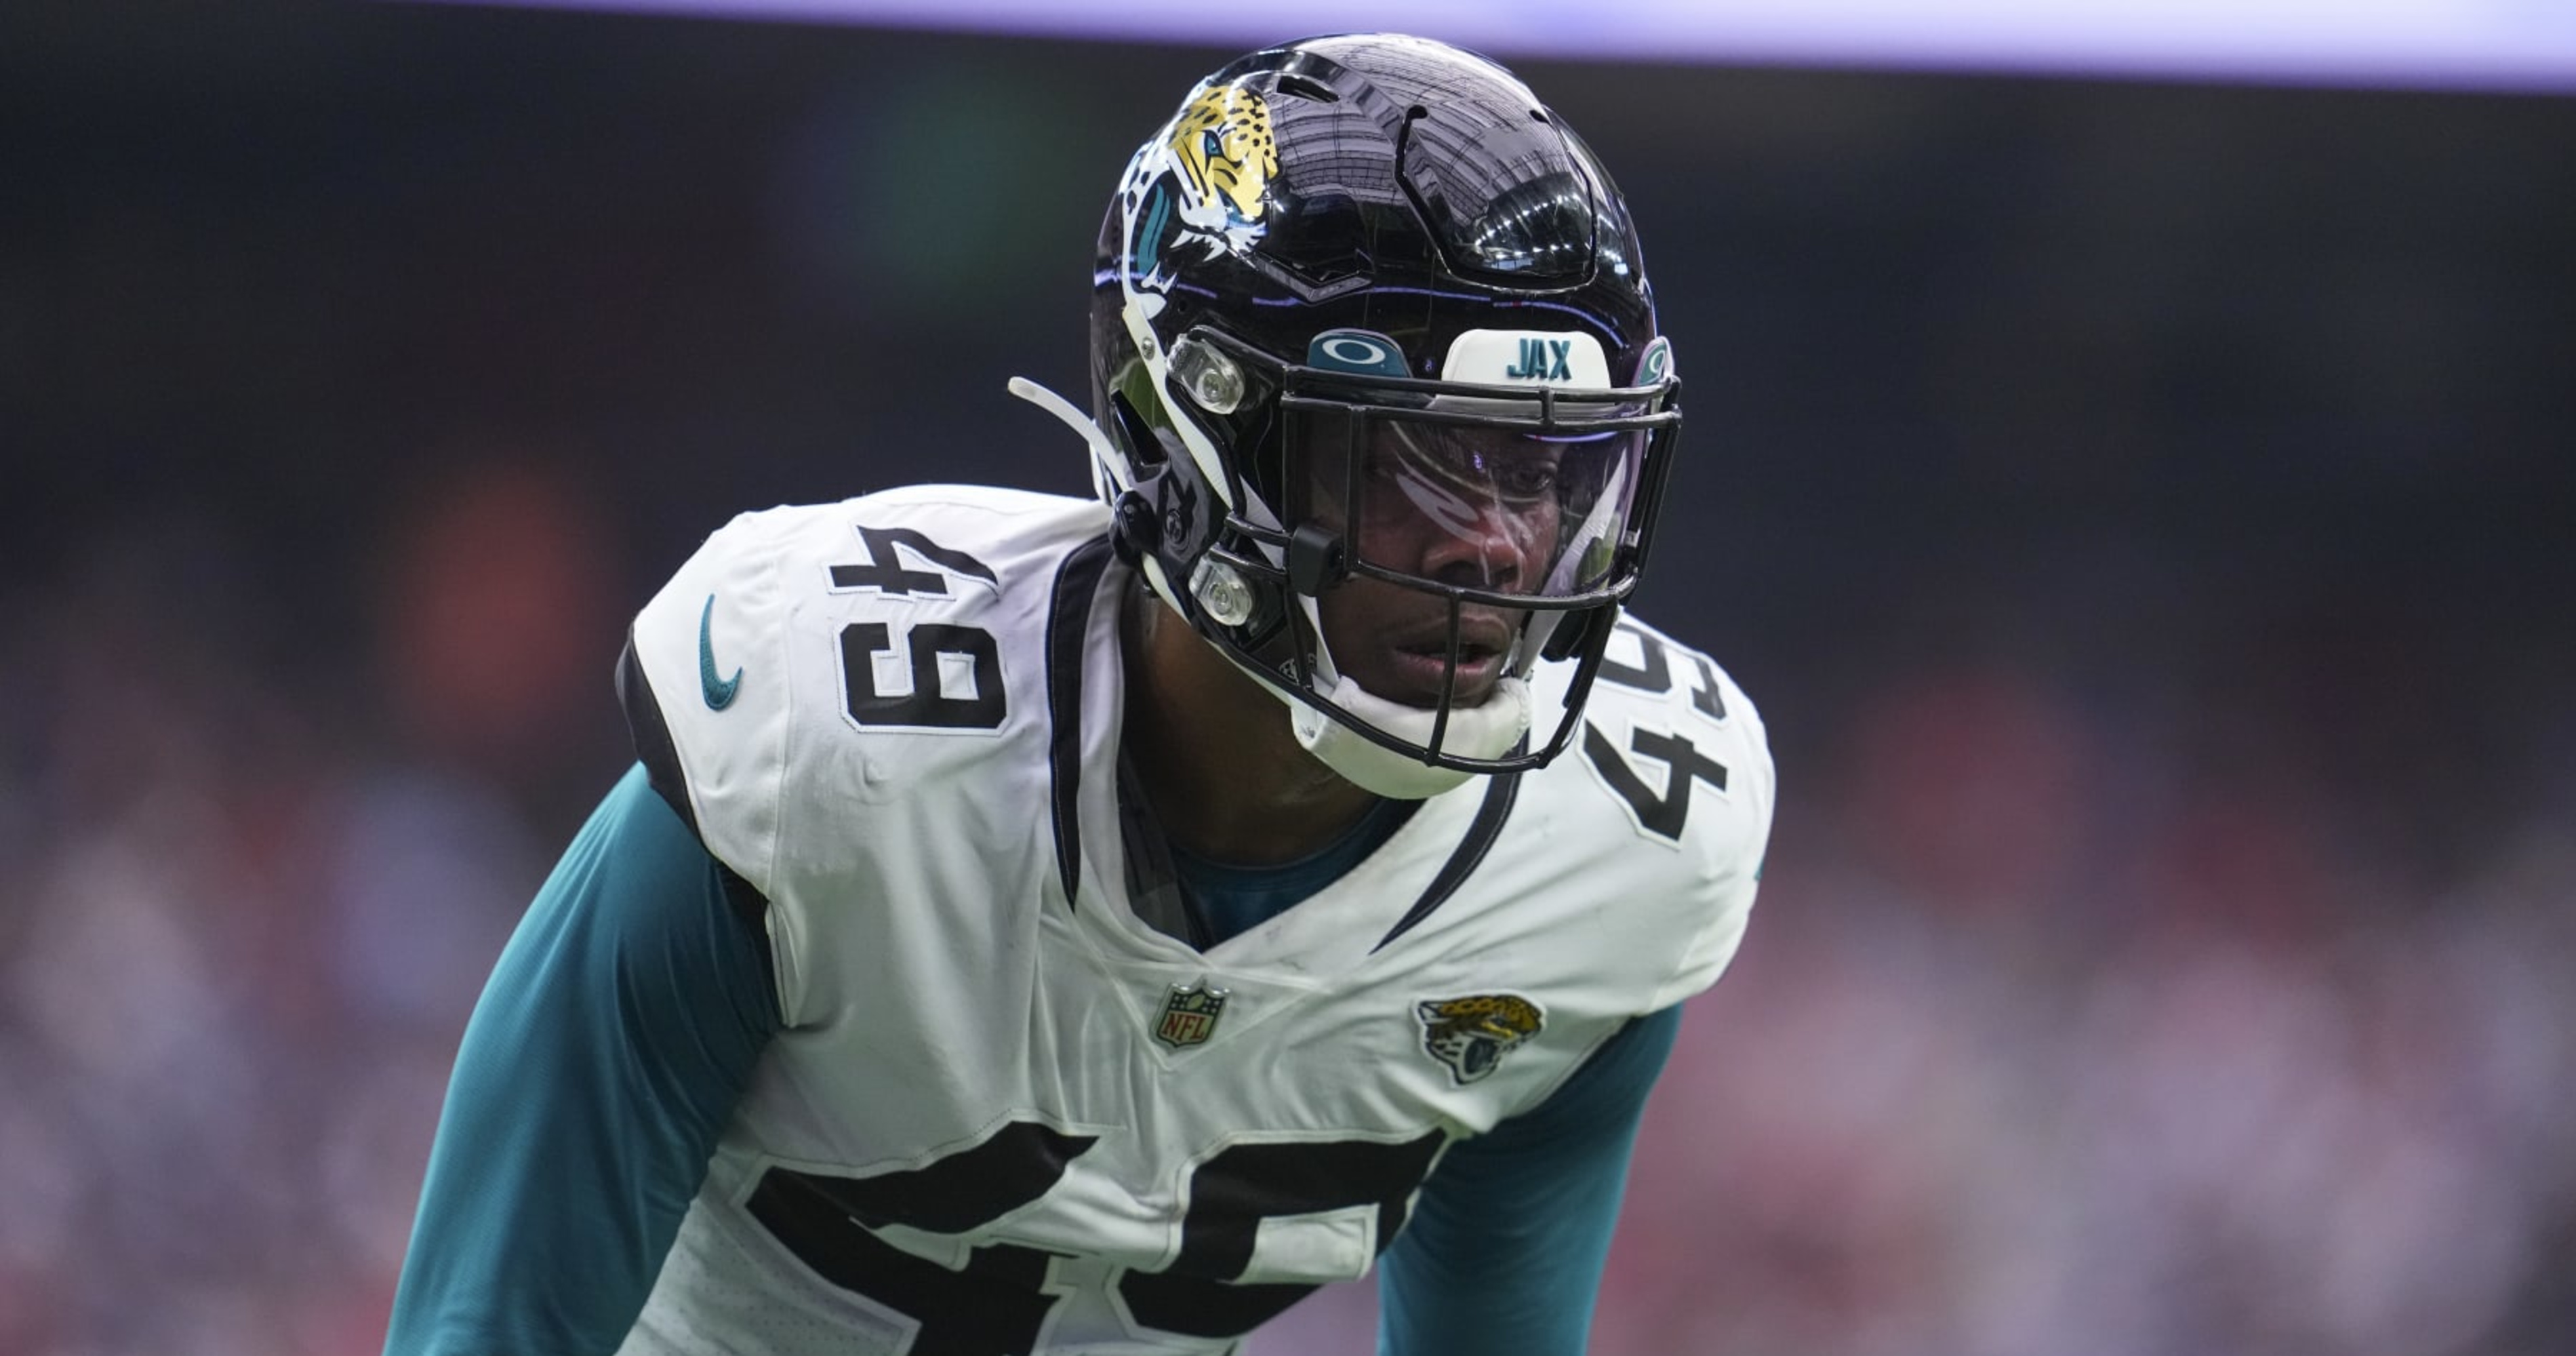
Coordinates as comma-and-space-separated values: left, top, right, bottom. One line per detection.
1382, 620, 1514, 706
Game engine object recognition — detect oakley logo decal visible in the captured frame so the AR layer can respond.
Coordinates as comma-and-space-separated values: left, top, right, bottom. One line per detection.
1308, 328, 1409, 377
1635, 336, 1672, 384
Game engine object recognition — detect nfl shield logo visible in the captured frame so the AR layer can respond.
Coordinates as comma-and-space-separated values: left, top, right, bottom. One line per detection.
1154, 982, 1229, 1049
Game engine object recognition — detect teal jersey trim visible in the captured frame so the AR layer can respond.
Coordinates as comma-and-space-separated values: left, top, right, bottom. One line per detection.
384, 763, 780, 1356
1377, 1004, 1685, 1356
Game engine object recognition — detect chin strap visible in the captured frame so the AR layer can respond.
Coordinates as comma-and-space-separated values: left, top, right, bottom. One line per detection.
1289, 673, 1533, 800
1008, 376, 1129, 503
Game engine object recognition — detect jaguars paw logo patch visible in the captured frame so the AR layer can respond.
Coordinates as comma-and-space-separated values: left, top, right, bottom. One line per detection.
1415, 994, 1544, 1085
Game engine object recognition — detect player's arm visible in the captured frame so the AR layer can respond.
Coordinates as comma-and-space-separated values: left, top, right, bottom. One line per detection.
382, 762, 782, 1356
1375, 1003, 1684, 1356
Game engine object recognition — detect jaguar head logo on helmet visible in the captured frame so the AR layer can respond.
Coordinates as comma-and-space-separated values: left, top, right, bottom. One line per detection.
1012, 33, 1683, 799
1166, 84, 1280, 228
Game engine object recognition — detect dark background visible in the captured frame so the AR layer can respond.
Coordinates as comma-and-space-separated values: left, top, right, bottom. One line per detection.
4, 5, 2573, 1353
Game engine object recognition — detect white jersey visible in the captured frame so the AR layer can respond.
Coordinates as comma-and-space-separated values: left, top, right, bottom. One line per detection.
616, 485, 1774, 1356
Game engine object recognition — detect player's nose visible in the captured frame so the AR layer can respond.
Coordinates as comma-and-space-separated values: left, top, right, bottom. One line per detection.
1419, 498, 1537, 593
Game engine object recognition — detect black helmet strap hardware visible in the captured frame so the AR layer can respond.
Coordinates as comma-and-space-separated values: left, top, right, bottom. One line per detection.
1285, 523, 1348, 598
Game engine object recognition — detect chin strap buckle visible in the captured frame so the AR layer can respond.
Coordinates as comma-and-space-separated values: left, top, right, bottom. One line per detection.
1110, 490, 1159, 565
1286, 523, 1347, 597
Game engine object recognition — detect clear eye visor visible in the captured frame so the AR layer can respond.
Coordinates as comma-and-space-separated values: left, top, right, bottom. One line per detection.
1170, 327, 1682, 776
1279, 376, 1673, 610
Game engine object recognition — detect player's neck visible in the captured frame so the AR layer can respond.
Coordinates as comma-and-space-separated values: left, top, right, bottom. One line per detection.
1119, 581, 1380, 867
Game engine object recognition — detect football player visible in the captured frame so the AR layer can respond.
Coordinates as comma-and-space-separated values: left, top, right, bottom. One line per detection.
386, 33, 1773, 1356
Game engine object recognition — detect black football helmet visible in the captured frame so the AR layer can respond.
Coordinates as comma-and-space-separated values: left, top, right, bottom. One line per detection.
1011, 33, 1681, 798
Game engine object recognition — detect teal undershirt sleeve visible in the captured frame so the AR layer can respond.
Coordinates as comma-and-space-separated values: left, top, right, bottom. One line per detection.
1375, 1003, 1685, 1356
383, 763, 782, 1356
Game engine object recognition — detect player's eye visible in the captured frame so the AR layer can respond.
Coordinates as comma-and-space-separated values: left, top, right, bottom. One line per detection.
1493, 459, 1561, 502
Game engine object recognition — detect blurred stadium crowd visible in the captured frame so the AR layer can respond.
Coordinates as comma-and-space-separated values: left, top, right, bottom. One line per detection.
4, 9, 2572, 1355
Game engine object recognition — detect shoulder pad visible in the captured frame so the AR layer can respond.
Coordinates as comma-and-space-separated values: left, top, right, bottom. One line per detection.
621, 487, 1111, 894
1544, 612, 1777, 1008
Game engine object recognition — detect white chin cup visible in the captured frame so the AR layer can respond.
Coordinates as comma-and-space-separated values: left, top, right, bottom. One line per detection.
1289, 672, 1533, 800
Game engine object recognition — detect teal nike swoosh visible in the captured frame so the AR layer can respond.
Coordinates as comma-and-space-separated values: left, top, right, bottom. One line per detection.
699, 594, 742, 711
